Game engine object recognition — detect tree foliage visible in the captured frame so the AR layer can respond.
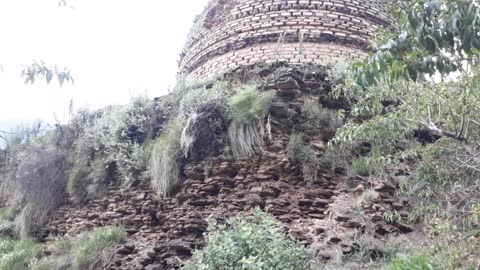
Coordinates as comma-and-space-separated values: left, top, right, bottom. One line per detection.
334, 1, 480, 267
353, 0, 480, 87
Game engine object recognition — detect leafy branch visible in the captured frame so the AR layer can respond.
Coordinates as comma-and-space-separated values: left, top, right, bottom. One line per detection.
20, 60, 74, 87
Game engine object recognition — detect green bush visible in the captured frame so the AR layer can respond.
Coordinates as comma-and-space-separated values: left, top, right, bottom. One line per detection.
67, 158, 109, 204
388, 254, 442, 270
72, 95, 154, 185
182, 209, 311, 270
302, 97, 342, 137
287, 133, 319, 185
150, 118, 185, 198
228, 85, 276, 158
179, 81, 228, 115
0, 235, 42, 270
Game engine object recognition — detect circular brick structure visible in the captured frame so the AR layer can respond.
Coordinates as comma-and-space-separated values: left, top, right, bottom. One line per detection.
179, 0, 390, 79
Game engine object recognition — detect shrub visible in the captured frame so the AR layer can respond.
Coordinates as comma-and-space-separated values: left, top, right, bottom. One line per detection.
67, 158, 109, 204
228, 86, 276, 158
179, 80, 229, 115
302, 97, 343, 138
352, 157, 372, 177
182, 209, 311, 270
0, 235, 42, 270
388, 254, 442, 270
150, 118, 185, 198
13, 146, 68, 238
287, 133, 319, 185
73, 95, 155, 185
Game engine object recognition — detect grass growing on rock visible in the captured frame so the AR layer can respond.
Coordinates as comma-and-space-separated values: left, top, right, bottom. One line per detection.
227, 85, 276, 158
287, 133, 319, 185
30, 225, 126, 270
352, 157, 372, 177
71, 225, 126, 269
150, 118, 185, 198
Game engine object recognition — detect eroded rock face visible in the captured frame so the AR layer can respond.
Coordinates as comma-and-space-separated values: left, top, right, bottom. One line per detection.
44, 65, 411, 270
179, 0, 391, 79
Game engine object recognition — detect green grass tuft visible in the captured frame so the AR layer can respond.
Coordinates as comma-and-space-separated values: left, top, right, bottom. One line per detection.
352, 157, 372, 177
228, 85, 276, 158
71, 225, 126, 269
150, 118, 185, 198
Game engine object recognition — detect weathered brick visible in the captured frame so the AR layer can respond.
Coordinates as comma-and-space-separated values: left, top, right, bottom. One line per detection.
179, 0, 391, 79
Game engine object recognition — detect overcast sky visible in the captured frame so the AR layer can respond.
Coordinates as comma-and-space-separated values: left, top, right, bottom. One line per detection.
0, 0, 208, 130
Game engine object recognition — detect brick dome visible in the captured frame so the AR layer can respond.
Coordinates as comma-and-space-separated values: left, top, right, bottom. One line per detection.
179, 0, 390, 79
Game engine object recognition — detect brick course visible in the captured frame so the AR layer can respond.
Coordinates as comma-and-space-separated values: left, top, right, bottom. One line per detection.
179, 0, 389, 79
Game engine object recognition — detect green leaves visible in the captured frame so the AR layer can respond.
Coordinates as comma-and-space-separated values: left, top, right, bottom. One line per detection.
21, 60, 74, 87
354, 0, 480, 88
182, 209, 311, 270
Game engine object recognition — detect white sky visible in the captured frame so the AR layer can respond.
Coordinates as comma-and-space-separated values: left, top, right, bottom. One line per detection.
0, 0, 208, 130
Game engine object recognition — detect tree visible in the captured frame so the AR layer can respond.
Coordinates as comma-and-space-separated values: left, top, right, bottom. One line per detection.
334, 0, 480, 169
333, 2, 480, 266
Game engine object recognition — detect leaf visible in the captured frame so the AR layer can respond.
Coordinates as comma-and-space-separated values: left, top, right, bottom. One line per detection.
46, 70, 54, 84
58, 73, 65, 87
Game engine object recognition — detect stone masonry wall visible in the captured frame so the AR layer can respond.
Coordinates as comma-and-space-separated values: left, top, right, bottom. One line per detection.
179, 0, 390, 79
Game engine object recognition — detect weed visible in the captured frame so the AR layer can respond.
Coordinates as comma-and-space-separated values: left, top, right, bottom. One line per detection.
288, 133, 319, 185
383, 211, 402, 224
361, 189, 380, 205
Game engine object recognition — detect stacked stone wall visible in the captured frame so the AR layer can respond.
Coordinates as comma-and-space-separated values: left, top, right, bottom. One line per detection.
180, 0, 390, 79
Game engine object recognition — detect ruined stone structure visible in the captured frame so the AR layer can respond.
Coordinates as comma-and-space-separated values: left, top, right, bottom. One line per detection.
179, 0, 390, 79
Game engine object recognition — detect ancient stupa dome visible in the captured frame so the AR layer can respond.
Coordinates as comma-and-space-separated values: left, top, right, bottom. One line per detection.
179, 0, 390, 79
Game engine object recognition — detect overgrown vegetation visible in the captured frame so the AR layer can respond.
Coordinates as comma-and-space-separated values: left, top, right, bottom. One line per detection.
333, 0, 480, 268
182, 209, 311, 270
66, 95, 154, 202
228, 85, 275, 158
287, 133, 319, 185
